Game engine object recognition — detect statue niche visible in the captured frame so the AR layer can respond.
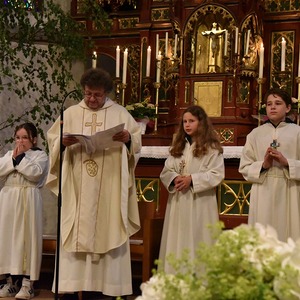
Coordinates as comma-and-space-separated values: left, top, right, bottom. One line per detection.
201, 22, 226, 73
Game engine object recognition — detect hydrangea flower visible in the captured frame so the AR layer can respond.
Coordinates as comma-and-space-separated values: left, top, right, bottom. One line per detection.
135, 223, 300, 300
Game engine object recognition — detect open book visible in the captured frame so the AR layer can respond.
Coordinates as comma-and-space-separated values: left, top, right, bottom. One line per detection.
64, 123, 125, 154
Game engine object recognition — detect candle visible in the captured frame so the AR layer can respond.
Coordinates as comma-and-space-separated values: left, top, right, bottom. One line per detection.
156, 34, 159, 59
234, 27, 239, 54
298, 43, 300, 77
116, 46, 120, 78
122, 48, 128, 84
165, 32, 168, 57
281, 37, 286, 72
146, 46, 151, 77
245, 29, 250, 56
156, 51, 162, 83
224, 29, 228, 56
92, 51, 97, 68
174, 34, 178, 58
259, 43, 264, 78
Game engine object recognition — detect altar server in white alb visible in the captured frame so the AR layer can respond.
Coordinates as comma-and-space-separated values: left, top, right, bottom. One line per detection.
159, 105, 225, 274
46, 68, 141, 300
0, 122, 49, 299
239, 88, 300, 242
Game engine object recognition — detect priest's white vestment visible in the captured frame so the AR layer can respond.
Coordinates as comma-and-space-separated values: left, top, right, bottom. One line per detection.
0, 149, 49, 280
46, 98, 141, 296
239, 121, 300, 242
159, 142, 224, 274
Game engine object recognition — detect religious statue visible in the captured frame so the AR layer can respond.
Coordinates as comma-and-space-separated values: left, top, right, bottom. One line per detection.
202, 22, 226, 73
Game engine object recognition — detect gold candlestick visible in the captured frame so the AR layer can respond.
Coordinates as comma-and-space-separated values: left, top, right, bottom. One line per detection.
120, 83, 127, 106
153, 82, 161, 132
114, 77, 121, 104
257, 77, 266, 126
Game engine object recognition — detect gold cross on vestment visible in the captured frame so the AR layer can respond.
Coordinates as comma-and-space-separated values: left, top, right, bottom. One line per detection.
85, 113, 102, 134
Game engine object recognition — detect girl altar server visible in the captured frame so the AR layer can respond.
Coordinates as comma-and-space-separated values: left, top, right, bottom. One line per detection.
0, 122, 49, 299
239, 88, 300, 242
159, 105, 225, 273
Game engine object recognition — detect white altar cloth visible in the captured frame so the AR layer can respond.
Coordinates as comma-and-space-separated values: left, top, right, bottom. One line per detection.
141, 146, 243, 159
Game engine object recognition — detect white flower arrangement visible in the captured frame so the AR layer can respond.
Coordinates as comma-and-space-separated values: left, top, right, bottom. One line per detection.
125, 100, 156, 120
136, 223, 300, 300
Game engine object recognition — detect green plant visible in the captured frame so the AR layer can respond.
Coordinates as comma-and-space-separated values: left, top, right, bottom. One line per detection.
0, 0, 110, 150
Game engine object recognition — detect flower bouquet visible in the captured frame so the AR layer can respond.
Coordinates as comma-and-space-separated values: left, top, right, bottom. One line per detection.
125, 100, 156, 120
125, 100, 156, 134
136, 223, 300, 300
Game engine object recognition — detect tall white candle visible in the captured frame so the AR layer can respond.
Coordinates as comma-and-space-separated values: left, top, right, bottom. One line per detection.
174, 34, 178, 58
165, 32, 168, 57
92, 51, 97, 68
116, 46, 120, 78
156, 51, 162, 83
156, 34, 159, 59
245, 29, 250, 56
224, 29, 228, 56
259, 43, 264, 78
234, 27, 239, 54
122, 48, 128, 84
281, 37, 286, 72
298, 43, 300, 77
146, 46, 151, 77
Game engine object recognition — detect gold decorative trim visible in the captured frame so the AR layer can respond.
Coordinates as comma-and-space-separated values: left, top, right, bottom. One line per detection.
218, 180, 251, 215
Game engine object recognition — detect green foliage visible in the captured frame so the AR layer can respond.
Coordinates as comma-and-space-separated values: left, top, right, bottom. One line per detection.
80, 0, 112, 33
0, 0, 92, 149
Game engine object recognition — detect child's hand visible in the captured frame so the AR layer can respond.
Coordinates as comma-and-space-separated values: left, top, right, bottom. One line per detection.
268, 148, 288, 167
262, 147, 274, 169
174, 175, 192, 192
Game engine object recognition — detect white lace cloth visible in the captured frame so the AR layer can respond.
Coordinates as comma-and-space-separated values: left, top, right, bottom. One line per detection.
140, 146, 243, 159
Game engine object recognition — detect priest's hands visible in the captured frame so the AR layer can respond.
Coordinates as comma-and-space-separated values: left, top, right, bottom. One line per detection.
113, 129, 131, 143
62, 135, 79, 147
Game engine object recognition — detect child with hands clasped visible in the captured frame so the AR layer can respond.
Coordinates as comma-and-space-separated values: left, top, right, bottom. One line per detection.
239, 88, 300, 242
159, 105, 225, 274
0, 123, 49, 299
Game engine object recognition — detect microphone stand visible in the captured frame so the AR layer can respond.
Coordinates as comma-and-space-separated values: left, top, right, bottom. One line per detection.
55, 90, 80, 300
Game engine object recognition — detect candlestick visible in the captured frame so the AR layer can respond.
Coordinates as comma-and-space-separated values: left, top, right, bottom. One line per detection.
174, 34, 178, 58
92, 51, 97, 68
165, 32, 168, 57
122, 48, 128, 84
153, 82, 161, 132
259, 43, 264, 78
257, 77, 266, 126
245, 29, 250, 56
146, 46, 151, 77
281, 37, 286, 72
224, 29, 228, 56
156, 51, 162, 83
234, 27, 239, 54
116, 46, 120, 78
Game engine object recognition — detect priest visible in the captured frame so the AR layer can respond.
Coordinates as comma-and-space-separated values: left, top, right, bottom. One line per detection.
46, 68, 141, 299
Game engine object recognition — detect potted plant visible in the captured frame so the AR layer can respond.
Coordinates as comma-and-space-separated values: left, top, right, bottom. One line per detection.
125, 99, 157, 134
